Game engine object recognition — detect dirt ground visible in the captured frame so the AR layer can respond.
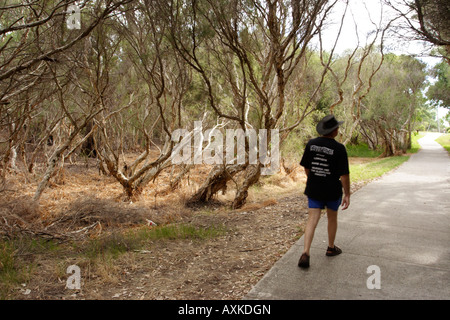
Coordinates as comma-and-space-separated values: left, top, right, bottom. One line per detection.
76, 194, 307, 300
2, 160, 367, 300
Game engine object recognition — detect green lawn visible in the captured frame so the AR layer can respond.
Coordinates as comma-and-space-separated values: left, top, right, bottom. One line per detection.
435, 133, 450, 154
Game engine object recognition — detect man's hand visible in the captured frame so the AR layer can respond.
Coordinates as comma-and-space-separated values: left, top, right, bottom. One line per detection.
341, 194, 350, 210
340, 174, 350, 210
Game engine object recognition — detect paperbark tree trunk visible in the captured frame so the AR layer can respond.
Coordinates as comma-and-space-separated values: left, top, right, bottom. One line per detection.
232, 164, 261, 209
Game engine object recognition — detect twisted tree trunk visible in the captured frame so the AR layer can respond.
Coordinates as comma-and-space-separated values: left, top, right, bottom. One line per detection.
187, 163, 247, 205
232, 164, 261, 209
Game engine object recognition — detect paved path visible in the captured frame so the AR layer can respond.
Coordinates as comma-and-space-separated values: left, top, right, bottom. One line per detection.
246, 132, 450, 300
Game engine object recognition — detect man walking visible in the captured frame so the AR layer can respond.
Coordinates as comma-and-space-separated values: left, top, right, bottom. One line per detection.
298, 115, 350, 268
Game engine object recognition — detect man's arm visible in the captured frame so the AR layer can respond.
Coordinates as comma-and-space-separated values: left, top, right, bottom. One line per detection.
340, 174, 350, 210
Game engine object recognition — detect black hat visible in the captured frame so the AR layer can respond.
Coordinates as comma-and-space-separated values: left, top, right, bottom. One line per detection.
316, 115, 344, 136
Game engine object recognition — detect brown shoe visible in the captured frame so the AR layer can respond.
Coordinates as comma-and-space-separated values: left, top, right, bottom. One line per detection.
298, 253, 310, 268
326, 245, 342, 256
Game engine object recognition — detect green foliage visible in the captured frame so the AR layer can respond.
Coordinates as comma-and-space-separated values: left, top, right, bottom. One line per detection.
415, 103, 439, 131
427, 61, 450, 109
359, 54, 428, 154
280, 115, 318, 161
366, 54, 427, 120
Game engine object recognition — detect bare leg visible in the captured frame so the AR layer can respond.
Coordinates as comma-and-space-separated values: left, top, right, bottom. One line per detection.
302, 208, 322, 256
326, 208, 338, 248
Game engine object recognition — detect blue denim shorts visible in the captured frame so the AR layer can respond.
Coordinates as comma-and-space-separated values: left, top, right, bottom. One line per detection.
308, 197, 342, 211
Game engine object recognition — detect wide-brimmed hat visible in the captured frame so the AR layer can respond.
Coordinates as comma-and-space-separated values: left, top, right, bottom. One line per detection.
316, 115, 344, 136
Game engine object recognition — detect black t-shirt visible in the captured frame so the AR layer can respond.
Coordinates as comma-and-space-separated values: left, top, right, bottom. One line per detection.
300, 137, 349, 201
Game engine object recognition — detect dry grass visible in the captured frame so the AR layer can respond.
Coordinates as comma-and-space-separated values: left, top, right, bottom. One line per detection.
0, 196, 42, 238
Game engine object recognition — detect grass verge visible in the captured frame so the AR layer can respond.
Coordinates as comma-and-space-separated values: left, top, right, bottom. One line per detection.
435, 133, 450, 154
347, 132, 426, 184
350, 156, 410, 183
409, 131, 426, 153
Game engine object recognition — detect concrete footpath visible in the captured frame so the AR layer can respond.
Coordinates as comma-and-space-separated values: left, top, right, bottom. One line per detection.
246, 132, 450, 300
